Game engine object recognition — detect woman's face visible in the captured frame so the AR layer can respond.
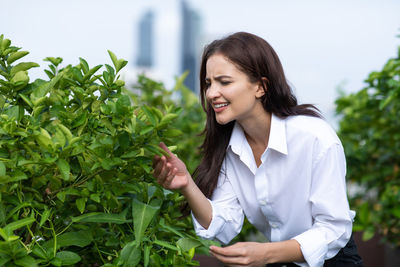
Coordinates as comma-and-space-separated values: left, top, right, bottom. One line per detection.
205, 54, 265, 125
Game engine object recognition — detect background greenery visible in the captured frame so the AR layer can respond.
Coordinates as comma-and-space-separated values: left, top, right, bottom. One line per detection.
336, 44, 400, 247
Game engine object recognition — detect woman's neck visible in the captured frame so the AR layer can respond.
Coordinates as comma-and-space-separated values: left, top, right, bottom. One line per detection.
239, 109, 272, 151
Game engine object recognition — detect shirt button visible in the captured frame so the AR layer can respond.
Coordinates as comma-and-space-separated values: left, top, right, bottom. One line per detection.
270, 223, 278, 228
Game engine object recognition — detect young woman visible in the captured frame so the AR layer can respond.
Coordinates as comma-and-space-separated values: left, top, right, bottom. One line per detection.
152, 32, 362, 267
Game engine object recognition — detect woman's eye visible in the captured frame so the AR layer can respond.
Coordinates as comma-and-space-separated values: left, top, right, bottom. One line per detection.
221, 81, 231, 85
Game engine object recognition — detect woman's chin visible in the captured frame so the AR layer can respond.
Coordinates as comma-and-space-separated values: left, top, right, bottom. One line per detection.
215, 117, 233, 125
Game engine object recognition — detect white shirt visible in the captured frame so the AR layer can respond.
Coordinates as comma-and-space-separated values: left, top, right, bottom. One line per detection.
192, 114, 355, 267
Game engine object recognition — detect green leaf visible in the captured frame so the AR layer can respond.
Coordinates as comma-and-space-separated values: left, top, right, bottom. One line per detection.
362, 228, 375, 241
72, 111, 87, 128
7, 51, 29, 64
139, 125, 154, 135
163, 128, 183, 138
144, 245, 151, 267
10, 70, 29, 86
379, 88, 398, 110
50, 257, 62, 266
159, 218, 185, 238
76, 198, 87, 214
39, 208, 51, 227
0, 203, 5, 225
153, 240, 179, 251
0, 161, 5, 176
392, 207, 400, 218
44, 57, 63, 67
107, 50, 127, 73
120, 241, 141, 267
107, 50, 118, 71
1, 38, 11, 53
54, 128, 66, 147
0, 170, 28, 184
79, 57, 89, 74
35, 128, 54, 150
10, 62, 39, 76
82, 64, 102, 81
4, 217, 35, 234
5, 105, 20, 120
0, 95, 5, 108
0, 228, 10, 241
19, 93, 33, 108
14, 255, 38, 267
31, 246, 48, 260
57, 191, 66, 202
0, 257, 10, 266
57, 124, 73, 142
5, 202, 31, 221
159, 113, 178, 127
90, 193, 100, 203
358, 202, 370, 224
142, 105, 158, 126
55, 231, 92, 248
55, 251, 81, 265
176, 237, 202, 252
132, 199, 159, 246
72, 67, 83, 83
71, 212, 129, 224
56, 159, 70, 181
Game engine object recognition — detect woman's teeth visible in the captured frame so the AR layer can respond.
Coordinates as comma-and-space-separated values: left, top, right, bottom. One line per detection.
215, 103, 229, 108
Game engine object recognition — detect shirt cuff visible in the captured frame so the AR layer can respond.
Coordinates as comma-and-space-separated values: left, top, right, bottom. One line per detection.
191, 199, 241, 244
292, 229, 329, 267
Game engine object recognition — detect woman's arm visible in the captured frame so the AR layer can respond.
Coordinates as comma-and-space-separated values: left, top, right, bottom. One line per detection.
209, 239, 304, 266
152, 143, 212, 229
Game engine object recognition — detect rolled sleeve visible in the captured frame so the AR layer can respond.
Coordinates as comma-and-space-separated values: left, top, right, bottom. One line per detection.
191, 172, 244, 244
293, 144, 354, 267
191, 199, 243, 244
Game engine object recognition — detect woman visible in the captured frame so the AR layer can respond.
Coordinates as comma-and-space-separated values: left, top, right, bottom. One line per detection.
152, 32, 362, 267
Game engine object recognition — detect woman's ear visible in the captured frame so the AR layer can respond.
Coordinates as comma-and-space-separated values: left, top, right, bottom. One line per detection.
256, 77, 268, 98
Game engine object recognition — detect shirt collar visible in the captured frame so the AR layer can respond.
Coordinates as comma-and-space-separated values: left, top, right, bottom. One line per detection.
268, 113, 288, 155
228, 122, 246, 156
227, 113, 288, 156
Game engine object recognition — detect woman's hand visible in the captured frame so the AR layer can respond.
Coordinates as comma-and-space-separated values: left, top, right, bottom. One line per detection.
152, 142, 190, 190
209, 242, 269, 267
209, 240, 304, 266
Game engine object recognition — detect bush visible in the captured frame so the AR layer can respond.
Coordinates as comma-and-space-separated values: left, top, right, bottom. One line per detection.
0, 34, 216, 266
335, 45, 400, 247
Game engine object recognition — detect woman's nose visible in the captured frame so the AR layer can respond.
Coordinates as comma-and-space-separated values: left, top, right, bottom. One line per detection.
206, 84, 221, 101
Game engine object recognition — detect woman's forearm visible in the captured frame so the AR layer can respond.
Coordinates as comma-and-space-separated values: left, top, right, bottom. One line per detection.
180, 176, 213, 229
265, 239, 304, 264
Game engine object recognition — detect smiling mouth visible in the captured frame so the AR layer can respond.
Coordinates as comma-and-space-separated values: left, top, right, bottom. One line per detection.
214, 103, 229, 108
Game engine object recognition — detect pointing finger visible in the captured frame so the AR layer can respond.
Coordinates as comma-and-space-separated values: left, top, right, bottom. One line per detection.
209, 245, 244, 257
159, 142, 174, 157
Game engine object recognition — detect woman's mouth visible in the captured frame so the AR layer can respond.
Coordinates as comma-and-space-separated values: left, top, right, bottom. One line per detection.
213, 102, 229, 112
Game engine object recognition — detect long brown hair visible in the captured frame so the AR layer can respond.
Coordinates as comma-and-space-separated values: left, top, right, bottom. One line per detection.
193, 32, 321, 199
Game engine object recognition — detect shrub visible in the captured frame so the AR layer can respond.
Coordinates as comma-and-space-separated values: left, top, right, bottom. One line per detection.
335, 44, 400, 247
0, 34, 216, 267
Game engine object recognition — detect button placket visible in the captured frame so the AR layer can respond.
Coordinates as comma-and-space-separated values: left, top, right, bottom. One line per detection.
254, 161, 269, 207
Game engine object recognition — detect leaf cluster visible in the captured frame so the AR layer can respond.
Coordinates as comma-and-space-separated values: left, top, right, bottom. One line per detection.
335, 45, 400, 246
0, 35, 217, 266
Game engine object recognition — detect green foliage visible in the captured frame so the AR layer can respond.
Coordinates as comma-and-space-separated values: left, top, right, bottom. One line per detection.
0, 35, 218, 266
336, 44, 400, 246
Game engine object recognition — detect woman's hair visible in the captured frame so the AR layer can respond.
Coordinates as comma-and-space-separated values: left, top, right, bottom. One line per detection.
193, 32, 321, 199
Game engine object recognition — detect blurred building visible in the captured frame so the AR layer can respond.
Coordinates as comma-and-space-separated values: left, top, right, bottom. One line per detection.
132, 1, 202, 92
136, 10, 154, 68
180, 0, 202, 93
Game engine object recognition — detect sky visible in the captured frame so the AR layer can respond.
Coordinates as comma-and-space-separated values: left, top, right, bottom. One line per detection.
1, 0, 400, 126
